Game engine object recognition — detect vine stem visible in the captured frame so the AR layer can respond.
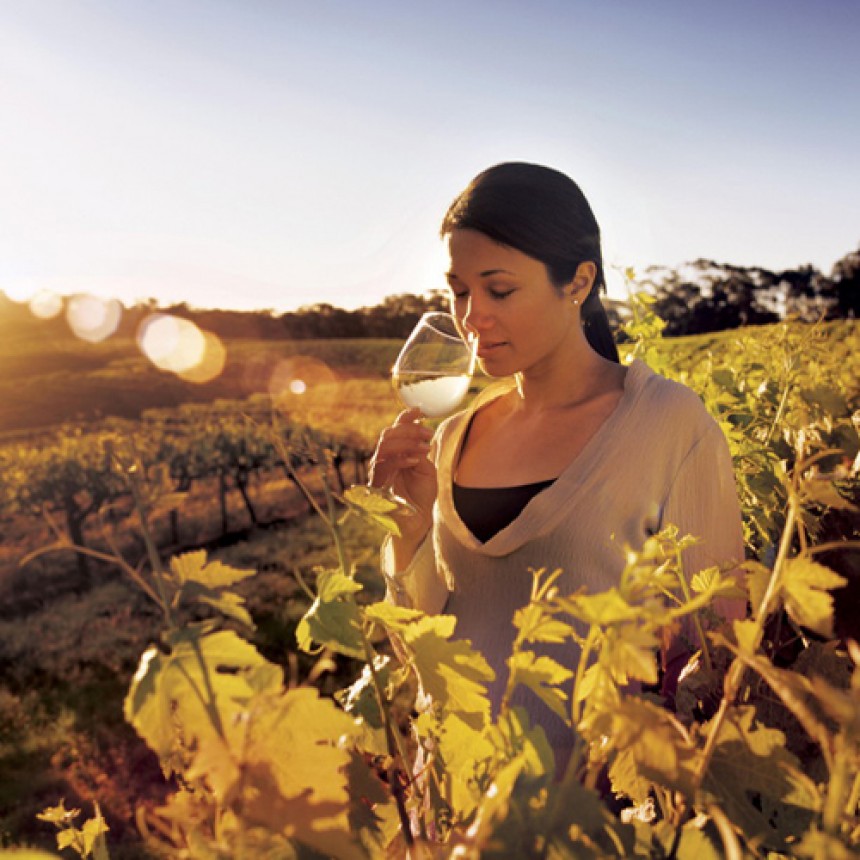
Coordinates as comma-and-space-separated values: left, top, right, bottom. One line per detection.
689, 500, 798, 796
321, 468, 349, 575
707, 803, 743, 860
125, 463, 176, 629
21, 542, 162, 609
549, 625, 598, 813
672, 544, 712, 671
360, 630, 424, 845
673, 480, 805, 858
821, 738, 850, 840
848, 769, 860, 820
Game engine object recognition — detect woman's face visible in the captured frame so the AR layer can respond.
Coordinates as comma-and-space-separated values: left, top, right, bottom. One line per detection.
445, 228, 579, 378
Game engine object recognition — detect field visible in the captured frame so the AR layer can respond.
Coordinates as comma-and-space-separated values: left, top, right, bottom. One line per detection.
0, 316, 858, 858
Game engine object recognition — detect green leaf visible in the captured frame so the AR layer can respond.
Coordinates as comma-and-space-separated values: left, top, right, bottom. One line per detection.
363, 600, 424, 630
170, 550, 256, 589
336, 655, 392, 729
400, 614, 494, 728
800, 385, 847, 416
317, 567, 364, 600
189, 687, 363, 860
794, 827, 858, 859
645, 820, 723, 860
801, 477, 858, 511
733, 618, 759, 655
606, 625, 660, 686
701, 705, 818, 846
559, 588, 640, 626
424, 709, 497, 817
37, 800, 79, 825
596, 697, 696, 801
744, 560, 773, 617
507, 652, 572, 721
781, 558, 847, 638
80, 811, 109, 859
511, 603, 573, 644
296, 569, 365, 659
343, 484, 402, 536
196, 592, 254, 628
56, 831, 78, 852
124, 628, 282, 767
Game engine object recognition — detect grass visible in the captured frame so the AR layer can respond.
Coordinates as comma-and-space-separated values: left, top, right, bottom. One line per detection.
0, 331, 401, 439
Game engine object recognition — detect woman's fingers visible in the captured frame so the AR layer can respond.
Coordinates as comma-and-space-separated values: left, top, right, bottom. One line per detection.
369, 411, 434, 488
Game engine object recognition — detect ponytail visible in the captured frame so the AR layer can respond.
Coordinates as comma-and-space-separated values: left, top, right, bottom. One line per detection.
581, 290, 619, 363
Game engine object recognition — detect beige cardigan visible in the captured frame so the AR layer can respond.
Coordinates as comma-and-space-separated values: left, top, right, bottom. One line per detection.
384, 360, 745, 757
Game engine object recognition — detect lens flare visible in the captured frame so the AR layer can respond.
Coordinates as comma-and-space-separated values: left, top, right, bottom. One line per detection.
177, 330, 227, 384
66, 294, 122, 342
269, 356, 338, 406
29, 291, 64, 320
3, 283, 34, 303
137, 314, 206, 373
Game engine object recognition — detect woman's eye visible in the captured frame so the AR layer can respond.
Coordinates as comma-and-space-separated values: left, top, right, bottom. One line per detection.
490, 288, 515, 300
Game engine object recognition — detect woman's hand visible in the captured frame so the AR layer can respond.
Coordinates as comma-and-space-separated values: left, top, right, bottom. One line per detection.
369, 408, 437, 538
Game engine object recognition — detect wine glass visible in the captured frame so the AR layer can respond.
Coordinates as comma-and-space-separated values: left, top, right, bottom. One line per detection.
392, 312, 476, 417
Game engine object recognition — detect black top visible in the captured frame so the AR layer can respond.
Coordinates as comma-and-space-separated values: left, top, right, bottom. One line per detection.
452, 478, 557, 543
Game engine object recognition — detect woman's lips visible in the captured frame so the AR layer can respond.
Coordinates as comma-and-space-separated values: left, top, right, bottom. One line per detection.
477, 342, 506, 358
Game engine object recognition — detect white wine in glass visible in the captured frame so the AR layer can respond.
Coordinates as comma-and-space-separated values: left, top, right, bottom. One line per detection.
392, 312, 476, 417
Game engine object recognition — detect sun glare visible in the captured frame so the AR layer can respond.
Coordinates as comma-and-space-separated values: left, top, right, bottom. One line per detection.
66, 294, 122, 342
269, 356, 338, 405
29, 290, 64, 320
137, 313, 226, 383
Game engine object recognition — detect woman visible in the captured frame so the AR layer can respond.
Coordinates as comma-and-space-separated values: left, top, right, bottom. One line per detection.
370, 162, 744, 763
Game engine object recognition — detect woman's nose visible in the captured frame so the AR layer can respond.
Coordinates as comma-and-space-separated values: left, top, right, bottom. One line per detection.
461, 295, 491, 335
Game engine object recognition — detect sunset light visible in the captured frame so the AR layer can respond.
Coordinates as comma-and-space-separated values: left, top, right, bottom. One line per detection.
29, 290, 64, 320
66, 294, 122, 342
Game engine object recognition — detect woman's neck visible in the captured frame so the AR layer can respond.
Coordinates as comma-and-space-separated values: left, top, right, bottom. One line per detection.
512, 335, 620, 413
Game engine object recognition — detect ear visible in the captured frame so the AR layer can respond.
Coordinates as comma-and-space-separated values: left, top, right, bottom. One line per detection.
567, 261, 597, 304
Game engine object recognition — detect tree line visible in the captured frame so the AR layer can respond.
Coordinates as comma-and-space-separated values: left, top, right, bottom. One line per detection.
1, 243, 857, 342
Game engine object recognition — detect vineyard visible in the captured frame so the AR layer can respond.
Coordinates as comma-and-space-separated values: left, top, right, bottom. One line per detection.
0, 311, 859, 859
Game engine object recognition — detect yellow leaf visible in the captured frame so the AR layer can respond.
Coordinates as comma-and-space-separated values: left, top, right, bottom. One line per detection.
560, 589, 640, 626
170, 550, 255, 589
609, 632, 659, 687
512, 603, 573, 644
691, 567, 720, 594
343, 484, 402, 536
124, 629, 282, 766
781, 558, 847, 638
507, 652, 572, 721
733, 619, 759, 655
401, 615, 494, 727
744, 560, 773, 617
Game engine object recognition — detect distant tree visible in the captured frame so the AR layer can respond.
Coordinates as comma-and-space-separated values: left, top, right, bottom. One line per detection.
831, 244, 860, 318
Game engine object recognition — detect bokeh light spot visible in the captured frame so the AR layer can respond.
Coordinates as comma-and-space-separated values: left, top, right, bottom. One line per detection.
29, 291, 64, 320
137, 314, 206, 374
269, 356, 338, 407
177, 330, 227, 384
66, 294, 122, 342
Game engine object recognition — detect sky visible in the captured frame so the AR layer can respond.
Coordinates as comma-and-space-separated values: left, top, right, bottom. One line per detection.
1, 0, 859, 313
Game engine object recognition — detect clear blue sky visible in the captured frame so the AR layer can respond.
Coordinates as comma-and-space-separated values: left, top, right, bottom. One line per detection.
2, 0, 858, 311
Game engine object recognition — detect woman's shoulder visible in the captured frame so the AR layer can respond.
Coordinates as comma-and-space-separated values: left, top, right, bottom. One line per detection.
627, 360, 719, 434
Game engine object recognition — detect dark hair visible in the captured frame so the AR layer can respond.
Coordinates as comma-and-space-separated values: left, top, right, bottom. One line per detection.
440, 162, 619, 363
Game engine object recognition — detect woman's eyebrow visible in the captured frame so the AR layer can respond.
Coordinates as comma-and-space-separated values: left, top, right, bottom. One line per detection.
445, 268, 515, 281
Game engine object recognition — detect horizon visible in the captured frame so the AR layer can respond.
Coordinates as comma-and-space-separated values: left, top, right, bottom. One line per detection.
2, 0, 858, 315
